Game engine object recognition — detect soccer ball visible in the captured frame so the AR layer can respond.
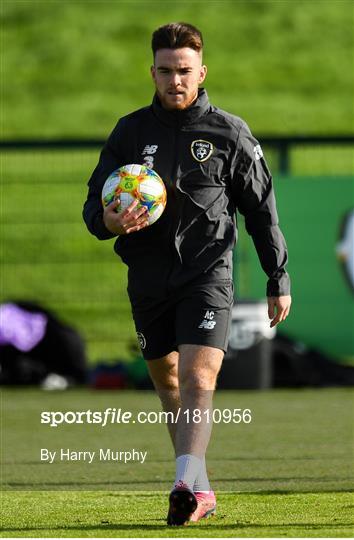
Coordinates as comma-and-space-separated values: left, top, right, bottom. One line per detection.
101, 164, 167, 226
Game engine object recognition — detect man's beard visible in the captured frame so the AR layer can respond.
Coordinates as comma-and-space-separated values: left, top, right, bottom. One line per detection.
157, 89, 198, 111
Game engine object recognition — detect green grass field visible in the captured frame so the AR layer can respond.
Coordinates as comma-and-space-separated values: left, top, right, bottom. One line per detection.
2, 0, 353, 138
2, 491, 353, 538
1, 387, 353, 537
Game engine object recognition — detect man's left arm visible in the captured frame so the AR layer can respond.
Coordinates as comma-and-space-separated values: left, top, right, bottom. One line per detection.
231, 122, 292, 327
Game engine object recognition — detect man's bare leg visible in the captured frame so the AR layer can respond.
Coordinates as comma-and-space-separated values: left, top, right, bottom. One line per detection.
147, 351, 180, 450
147, 345, 223, 525
147, 345, 223, 484
147, 348, 219, 484
173, 345, 223, 483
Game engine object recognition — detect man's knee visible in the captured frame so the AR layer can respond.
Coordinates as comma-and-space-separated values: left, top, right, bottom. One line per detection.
178, 345, 223, 391
147, 351, 179, 391
180, 369, 218, 391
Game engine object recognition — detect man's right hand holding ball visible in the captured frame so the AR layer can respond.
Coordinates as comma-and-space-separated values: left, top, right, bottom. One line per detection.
103, 199, 149, 235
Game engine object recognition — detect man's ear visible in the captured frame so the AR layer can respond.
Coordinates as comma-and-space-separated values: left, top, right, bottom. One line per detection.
151, 65, 156, 81
199, 65, 207, 84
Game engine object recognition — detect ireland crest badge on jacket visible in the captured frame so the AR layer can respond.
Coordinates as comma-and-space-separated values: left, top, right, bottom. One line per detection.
191, 140, 214, 162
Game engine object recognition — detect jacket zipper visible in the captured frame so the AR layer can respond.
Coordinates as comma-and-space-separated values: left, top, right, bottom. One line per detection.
166, 124, 181, 294
171, 124, 180, 184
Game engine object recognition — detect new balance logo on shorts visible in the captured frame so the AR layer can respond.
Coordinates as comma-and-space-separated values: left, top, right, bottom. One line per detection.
198, 310, 216, 330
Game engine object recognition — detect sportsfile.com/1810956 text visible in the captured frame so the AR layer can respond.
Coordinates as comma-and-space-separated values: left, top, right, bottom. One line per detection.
40, 408, 252, 427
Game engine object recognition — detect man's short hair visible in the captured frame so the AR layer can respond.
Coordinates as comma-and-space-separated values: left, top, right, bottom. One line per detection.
151, 22, 203, 56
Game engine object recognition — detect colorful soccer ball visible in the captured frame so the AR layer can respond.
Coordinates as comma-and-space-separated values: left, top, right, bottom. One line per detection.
101, 164, 167, 226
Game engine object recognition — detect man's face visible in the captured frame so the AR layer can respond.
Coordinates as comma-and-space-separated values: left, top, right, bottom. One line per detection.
151, 47, 207, 110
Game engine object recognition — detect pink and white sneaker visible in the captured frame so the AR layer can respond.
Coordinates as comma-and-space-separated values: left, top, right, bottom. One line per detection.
189, 490, 217, 522
167, 481, 198, 526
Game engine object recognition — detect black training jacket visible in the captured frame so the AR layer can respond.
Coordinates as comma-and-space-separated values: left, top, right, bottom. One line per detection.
83, 89, 290, 300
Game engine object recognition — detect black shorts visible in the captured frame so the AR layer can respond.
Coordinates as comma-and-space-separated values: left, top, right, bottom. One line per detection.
129, 279, 234, 360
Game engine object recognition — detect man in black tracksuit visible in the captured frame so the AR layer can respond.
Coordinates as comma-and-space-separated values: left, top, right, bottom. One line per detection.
83, 22, 291, 525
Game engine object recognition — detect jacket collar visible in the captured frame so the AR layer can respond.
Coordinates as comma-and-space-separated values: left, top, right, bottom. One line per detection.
151, 88, 210, 127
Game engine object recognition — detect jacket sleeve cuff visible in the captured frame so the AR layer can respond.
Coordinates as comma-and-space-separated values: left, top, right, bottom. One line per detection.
93, 213, 117, 240
266, 273, 291, 297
